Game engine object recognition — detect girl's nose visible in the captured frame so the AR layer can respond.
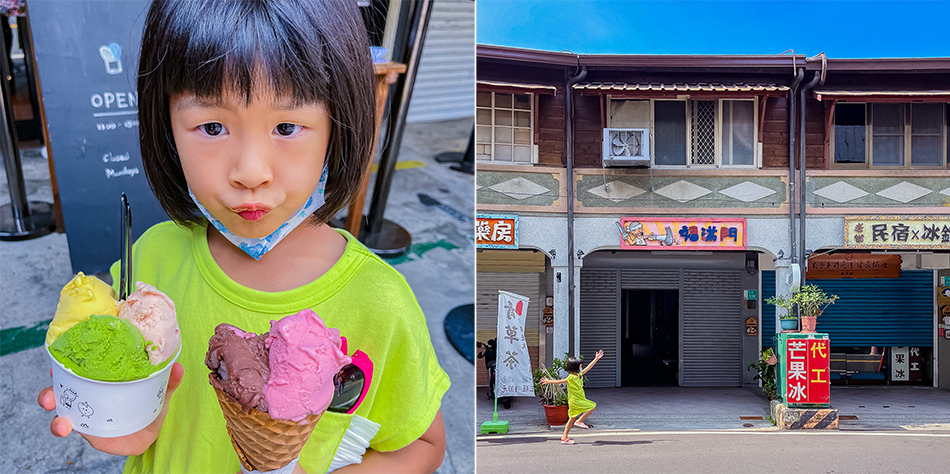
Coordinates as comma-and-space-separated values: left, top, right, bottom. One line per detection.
229, 140, 273, 189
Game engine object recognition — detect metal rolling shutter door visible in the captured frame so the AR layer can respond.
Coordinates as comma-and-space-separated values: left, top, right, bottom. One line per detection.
681, 269, 743, 386
475, 272, 542, 385
809, 271, 933, 347
406, 0, 475, 123
579, 268, 620, 387
620, 268, 681, 289
762, 270, 776, 345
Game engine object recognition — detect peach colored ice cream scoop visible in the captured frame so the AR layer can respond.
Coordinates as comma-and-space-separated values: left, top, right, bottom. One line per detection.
118, 282, 180, 365
264, 309, 351, 422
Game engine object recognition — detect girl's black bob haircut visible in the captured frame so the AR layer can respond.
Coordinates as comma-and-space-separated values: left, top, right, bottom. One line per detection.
564, 357, 582, 374
138, 0, 375, 226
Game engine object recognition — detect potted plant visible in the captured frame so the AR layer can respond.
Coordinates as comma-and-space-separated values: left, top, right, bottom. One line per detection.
765, 284, 839, 333
533, 357, 569, 425
747, 348, 778, 400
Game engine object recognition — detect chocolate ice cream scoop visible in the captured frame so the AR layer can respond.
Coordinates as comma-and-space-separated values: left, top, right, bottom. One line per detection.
206, 324, 270, 412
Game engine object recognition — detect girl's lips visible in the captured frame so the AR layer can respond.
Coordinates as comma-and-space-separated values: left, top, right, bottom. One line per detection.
237, 209, 268, 221
232, 204, 271, 221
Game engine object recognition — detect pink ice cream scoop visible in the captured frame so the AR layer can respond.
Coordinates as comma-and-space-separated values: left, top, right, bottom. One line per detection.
118, 282, 180, 365
263, 309, 351, 422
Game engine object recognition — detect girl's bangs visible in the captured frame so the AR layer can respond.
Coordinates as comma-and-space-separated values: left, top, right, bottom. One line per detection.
168, 5, 329, 106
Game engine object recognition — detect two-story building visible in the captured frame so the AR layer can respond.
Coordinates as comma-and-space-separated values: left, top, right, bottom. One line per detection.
475, 45, 950, 392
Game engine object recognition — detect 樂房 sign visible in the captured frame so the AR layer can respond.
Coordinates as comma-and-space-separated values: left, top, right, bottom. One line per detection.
476, 214, 518, 249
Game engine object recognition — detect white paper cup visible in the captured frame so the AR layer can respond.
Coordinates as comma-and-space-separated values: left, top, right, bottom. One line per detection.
47, 345, 180, 438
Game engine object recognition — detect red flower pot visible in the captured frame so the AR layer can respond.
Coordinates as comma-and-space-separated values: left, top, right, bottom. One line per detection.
542, 404, 569, 426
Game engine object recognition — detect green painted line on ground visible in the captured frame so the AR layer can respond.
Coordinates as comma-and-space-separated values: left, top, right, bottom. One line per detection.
387, 239, 460, 266
1, 318, 52, 356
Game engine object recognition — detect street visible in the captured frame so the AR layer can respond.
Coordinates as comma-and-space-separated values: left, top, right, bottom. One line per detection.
476, 430, 950, 473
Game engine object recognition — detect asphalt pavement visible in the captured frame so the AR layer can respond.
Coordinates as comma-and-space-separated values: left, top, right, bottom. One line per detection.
477, 430, 950, 473
0, 118, 476, 473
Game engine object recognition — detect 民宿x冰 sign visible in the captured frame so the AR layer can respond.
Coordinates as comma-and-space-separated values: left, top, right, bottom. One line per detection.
476, 214, 519, 249
844, 216, 950, 250
617, 218, 746, 250
778, 333, 830, 407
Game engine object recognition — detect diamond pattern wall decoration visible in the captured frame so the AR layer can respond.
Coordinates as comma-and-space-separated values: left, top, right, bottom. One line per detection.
814, 181, 869, 203
876, 182, 932, 203
653, 180, 712, 203
488, 176, 550, 200
940, 187, 950, 198
719, 181, 777, 203
586, 180, 646, 203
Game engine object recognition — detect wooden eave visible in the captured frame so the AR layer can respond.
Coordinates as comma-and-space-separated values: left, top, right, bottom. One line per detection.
477, 44, 579, 67
807, 57, 950, 73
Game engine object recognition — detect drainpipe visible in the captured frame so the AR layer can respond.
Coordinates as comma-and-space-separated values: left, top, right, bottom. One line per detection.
798, 71, 820, 287
566, 65, 587, 356
788, 68, 804, 269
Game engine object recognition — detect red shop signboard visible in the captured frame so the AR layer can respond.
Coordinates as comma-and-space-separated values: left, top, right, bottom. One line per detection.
785, 338, 830, 406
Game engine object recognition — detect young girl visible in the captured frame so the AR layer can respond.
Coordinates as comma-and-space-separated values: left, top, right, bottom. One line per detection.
540, 350, 604, 445
37, 1, 450, 472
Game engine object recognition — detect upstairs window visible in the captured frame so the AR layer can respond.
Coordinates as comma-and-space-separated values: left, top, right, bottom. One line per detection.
617, 98, 756, 168
833, 103, 947, 168
476, 91, 534, 164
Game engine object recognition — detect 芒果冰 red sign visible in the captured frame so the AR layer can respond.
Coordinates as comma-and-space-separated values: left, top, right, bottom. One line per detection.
785, 338, 830, 406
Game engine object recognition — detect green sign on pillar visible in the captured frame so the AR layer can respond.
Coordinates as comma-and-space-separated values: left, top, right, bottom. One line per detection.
776, 332, 831, 408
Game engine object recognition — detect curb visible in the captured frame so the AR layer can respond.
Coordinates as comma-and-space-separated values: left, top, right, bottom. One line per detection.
771, 400, 839, 429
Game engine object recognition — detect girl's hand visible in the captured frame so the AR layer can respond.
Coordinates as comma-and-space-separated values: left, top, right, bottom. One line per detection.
539, 377, 549, 385
37, 362, 184, 456
595, 350, 604, 360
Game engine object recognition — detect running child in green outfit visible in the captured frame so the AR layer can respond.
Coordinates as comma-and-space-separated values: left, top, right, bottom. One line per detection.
540, 349, 604, 445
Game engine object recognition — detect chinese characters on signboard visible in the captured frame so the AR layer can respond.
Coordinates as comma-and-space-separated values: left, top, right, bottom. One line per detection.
785, 338, 830, 406
844, 216, 950, 250
806, 253, 901, 279
890, 347, 923, 382
494, 290, 534, 397
476, 214, 519, 249
617, 218, 746, 250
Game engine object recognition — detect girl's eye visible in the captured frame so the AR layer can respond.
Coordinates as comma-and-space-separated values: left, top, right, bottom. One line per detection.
275, 123, 301, 137
200, 123, 225, 136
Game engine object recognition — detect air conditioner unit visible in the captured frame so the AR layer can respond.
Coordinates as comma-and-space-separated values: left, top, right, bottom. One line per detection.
603, 128, 650, 167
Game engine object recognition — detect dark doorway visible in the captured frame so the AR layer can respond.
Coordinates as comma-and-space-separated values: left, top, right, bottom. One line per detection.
620, 289, 679, 386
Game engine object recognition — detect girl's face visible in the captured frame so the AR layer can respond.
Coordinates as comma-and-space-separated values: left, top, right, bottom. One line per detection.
169, 88, 332, 239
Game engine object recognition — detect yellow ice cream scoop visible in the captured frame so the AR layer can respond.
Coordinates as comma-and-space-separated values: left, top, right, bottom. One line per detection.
46, 272, 119, 345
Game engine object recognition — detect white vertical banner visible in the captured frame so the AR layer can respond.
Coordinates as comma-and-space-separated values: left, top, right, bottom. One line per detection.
495, 290, 533, 397
891, 346, 909, 381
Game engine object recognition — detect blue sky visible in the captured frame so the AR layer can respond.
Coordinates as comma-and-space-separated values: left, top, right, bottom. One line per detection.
476, 1, 950, 58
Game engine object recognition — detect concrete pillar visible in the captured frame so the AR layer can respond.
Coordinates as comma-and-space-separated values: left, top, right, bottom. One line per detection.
572, 262, 583, 356
551, 264, 570, 364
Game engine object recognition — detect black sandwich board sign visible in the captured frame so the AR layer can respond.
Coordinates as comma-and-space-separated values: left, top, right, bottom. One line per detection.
28, 0, 169, 274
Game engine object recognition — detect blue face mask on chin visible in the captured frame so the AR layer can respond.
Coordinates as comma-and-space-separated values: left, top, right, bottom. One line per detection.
188, 166, 329, 260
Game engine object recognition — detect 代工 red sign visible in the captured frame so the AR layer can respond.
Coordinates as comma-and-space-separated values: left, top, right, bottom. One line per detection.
785, 339, 830, 406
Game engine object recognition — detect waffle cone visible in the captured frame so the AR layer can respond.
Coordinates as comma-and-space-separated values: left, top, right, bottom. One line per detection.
213, 388, 321, 472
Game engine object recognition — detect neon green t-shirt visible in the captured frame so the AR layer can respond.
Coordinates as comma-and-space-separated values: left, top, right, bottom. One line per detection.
111, 221, 450, 473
